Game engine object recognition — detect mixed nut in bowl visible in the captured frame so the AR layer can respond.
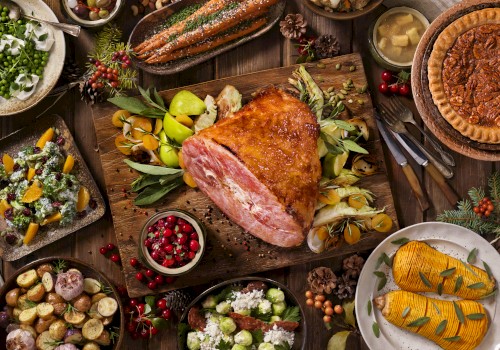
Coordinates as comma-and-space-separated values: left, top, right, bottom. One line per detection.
0, 257, 124, 350
368, 7, 429, 70
178, 277, 306, 350
62, 0, 124, 27
303, 0, 383, 20
138, 210, 206, 277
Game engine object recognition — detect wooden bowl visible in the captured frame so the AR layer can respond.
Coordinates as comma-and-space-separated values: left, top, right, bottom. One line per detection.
177, 277, 306, 350
412, 0, 500, 161
0, 257, 124, 350
303, 0, 383, 20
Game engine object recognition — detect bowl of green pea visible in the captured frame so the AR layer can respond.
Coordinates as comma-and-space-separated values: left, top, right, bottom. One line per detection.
0, 0, 65, 116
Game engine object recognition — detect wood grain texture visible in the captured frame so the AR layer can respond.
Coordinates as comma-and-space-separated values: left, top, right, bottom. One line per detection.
92, 54, 399, 297
2, 1, 499, 349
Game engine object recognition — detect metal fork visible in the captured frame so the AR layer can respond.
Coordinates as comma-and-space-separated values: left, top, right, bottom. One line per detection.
380, 103, 454, 179
388, 97, 455, 166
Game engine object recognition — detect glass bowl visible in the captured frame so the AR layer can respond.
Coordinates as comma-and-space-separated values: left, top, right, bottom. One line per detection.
62, 0, 124, 28
368, 6, 429, 70
138, 210, 206, 276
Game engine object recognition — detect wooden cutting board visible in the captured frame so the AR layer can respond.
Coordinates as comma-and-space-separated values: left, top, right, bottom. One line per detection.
91, 54, 399, 297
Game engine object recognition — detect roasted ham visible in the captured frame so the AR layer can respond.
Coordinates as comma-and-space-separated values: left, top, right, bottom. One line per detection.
182, 87, 321, 247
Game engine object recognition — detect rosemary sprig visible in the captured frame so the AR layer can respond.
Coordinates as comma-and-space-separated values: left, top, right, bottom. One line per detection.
53, 259, 67, 274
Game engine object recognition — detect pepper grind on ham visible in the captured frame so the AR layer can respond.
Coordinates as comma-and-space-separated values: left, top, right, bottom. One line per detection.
182, 87, 321, 247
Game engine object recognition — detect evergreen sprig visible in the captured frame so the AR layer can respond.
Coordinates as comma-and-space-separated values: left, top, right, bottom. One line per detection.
437, 172, 500, 236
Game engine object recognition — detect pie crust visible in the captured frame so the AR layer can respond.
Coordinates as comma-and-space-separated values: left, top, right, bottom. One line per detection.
428, 8, 500, 144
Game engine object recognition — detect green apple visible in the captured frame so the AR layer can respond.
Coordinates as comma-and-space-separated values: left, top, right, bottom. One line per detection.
169, 90, 206, 116
322, 151, 349, 178
158, 130, 179, 167
163, 112, 194, 144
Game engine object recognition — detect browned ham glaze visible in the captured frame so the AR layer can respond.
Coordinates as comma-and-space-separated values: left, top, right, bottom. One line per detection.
228, 312, 299, 331
182, 87, 321, 247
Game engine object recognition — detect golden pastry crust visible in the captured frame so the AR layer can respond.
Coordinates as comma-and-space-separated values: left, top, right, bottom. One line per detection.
428, 8, 500, 144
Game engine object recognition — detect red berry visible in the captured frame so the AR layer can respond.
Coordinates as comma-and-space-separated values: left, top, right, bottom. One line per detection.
188, 251, 196, 260
150, 327, 158, 335
166, 215, 177, 224
99, 246, 108, 255
399, 84, 411, 96
137, 304, 145, 315
110, 254, 120, 263
390, 84, 399, 94
182, 224, 193, 233
156, 299, 167, 310
130, 258, 139, 267
97, 82, 104, 89
485, 210, 492, 217
166, 277, 175, 284
177, 234, 188, 245
381, 70, 393, 82
91, 83, 98, 90
129, 298, 139, 307
165, 244, 174, 254
140, 328, 149, 339
162, 309, 171, 319
135, 272, 144, 282
148, 281, 157, 290
155, 275, 164, 285
487, 204, 494, 211
297, 46, 307, 56
106, 243, 115, 250
121, 63, 129, 69
126, 322, 137, 333
146, 269, 155, 278
473, 207, 480, 213
190, 232, 198, 240
378, 82, 389, 94
189, 240, 200, 252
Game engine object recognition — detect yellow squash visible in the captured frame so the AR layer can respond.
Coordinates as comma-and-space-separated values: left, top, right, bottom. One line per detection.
375, 290, 489, 350
393, 241, 496, 299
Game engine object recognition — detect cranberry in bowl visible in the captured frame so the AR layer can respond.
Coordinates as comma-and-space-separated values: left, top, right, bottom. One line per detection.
138, 210, 206, 276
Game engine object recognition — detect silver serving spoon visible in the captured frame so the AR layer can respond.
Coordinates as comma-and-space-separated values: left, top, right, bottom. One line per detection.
0, 0, 81, 37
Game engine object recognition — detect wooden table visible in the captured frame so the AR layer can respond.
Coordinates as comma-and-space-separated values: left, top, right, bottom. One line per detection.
1, 1, 498, 349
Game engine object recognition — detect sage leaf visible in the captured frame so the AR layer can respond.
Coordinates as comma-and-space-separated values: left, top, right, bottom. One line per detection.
467, 248, 478, 264
367, 300, 372, 316
343, 300, 355, 327
461, 260, 478, 277
391, 237, 410, 245
453, 301, 465, 324
440, 267, 456, 277
153, 88, 166, 110
432, 302, 440, 315
373, 271, 385, 278
466, 313, 485, 320
327, 330, 350, 350
377, 276, 387, 291
124, 159, 184, 176
401, 306, 410, 318
341, 139, 369, 154
419, 272, 432, 288
334, 120, 356, 131
108, 96, 149, 115
375, 253, 391, 269
435, 320, 447, 335
437, 283, 443, 296
131, 174, 162, 192
134, 179, 184, 206
443, 336, 461, 342
372, 322, 380, 338
454, 276, 463, 293
407, 317, 430, 327
467, 282, 485, 289
139, 108, 165, 118
479, 289, 498, 300
483, 261, 493, 279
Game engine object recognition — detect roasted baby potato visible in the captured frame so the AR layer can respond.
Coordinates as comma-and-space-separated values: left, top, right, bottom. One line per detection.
16, 269, 38, 288
34, 315, 56, 334
82, 318, 104, 340
72, 293, 91, 313
83, 278, 102, 295
5, 288, 20, 307
49, 319, 68, 340
27, 283, 46, 302
36, 302, 55, 319
18, 307, 37, 325
36, 263, 54, 278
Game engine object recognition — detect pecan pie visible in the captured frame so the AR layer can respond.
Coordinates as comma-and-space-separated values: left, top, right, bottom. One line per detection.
428, 8, 500, 144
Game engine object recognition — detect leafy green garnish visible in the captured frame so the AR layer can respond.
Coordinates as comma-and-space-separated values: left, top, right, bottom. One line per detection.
124, 159, 184, 176
372, 322, 380, 338
467, 282, 485, 289
440, 267, 456, 277
177, 322, 191, 350
391, 237, 410, 245
467, 248, 478, 263
250, 329, 264, 343
466, 313, 485, 320
401, 306, 410, 318
281, 306, 301, 322
453, 301, 464, 324
407, 317, 430, 327
419, 272, 432, 288
454, 276, 463, 293
435, 320, 447, 335
367, 300, 372, 316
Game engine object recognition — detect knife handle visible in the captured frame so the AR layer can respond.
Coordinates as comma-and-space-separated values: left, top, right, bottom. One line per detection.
425, 163, 460, 205
401, 164, 430, 211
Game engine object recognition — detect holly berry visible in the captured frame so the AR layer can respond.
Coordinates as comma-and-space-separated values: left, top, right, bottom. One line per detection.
145, 269, 155, 278
381, 70, 393, 82
154, 275, 164, 285
161, 308, 172, 319
389, 84, 399, 94
137, 304, 146, 315
135, 272, 144, 282
110, 254, 120, 263
147, 281, 157, 290
378, 82, 389, 94
107, 243, 116, 251
130, 258, 139, 267
399, 84, 411, 96
156, 299, 167, 310
99, 246, 108, 255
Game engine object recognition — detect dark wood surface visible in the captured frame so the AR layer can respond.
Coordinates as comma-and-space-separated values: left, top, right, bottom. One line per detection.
92, 54, 399, 297
1, 1, 499, 349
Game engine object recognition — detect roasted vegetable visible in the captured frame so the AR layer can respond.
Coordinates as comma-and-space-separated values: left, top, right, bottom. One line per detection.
375, 290, 489, 350
6, 329, 36, 350
55, 271, 84, 301
393, 241, 496, 299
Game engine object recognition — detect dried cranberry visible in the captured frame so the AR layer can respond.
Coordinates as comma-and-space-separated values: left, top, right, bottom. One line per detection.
33, 147, 41, 154
6, 193, 15, 202
5, 233, 17, 245
4, 208, 13, 220
13, 164, 19, 171
52, 201, 61, 208
55, 173, 62, 181
89, 199, 97, 210
56, 136, 65, 146
22, 207, 31, 216
77, 211, 87, 219
41, 156, 47, 164
67, 180, 73, 188
35, 169, 43, 175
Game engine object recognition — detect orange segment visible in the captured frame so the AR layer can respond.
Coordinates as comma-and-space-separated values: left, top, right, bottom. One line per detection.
317, 226, 329, 241
115, 135, 134, 155
36, 128, 54, 148
23, 223, 39, 245
183, 171, 197, 188
0, 199, 12, 218
41, 212, 62, 226
131, 117, 153, 141
153, 118, 163, 135
62, 155, 75, 174
142, 134, 160, 151
2, 154, 14, 174
343, 223, 361, 245
175, 114, 194, 128
318, 189, 340, 205
111, 110, 131, 128
371, 213, 393, 233
27, 168, 36, 181
178, 150, 185, 169
348, 194, 369, 209
22, 181, 43, 203
76, 187, 90, 212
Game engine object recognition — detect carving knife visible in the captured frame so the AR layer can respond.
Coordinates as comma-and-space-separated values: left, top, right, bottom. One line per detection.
392, 132, 460, 206
375, 114, 430, 211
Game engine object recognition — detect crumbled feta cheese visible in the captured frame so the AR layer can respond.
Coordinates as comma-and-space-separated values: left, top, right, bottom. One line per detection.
263, 325, 295, 347
195, 313, 232, 350
231, 289, 265, 312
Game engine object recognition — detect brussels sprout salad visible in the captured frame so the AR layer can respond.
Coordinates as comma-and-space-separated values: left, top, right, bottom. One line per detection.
180, 280, 302, 350
0, 127, 94, 246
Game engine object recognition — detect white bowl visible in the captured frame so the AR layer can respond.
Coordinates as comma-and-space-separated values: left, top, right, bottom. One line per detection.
62, 0, 124, 28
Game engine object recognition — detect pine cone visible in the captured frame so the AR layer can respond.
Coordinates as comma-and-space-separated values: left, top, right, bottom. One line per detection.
342, 254, 365, 279
279, 14, 307, 40
80, 81, 103, 105
334, 272, 357, 300
163, 290, 192, 316
314, 34, 341, 59
307, 267, 337, 295
61, 57, 83, 83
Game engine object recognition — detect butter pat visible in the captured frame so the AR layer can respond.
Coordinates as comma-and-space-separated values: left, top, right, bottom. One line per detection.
391, 34, 409, 47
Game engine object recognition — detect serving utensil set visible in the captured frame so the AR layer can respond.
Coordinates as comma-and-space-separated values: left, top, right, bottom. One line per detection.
376, 97, 459, 207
